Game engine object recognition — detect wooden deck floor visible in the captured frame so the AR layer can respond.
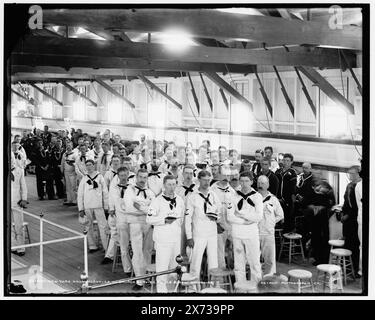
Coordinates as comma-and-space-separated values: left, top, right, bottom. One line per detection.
9, 175, 363, 295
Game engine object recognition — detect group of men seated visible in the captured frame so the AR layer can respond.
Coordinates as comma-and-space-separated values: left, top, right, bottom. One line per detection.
11, 125, 363, 292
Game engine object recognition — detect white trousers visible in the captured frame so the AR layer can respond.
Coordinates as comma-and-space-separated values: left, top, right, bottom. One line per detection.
64, 170, 77, 203
129, 223, 152, 285
217, 230, 232, 269
85, 208, 107, 250
259, 234, 277, 276
190, 235, 218, 280
155, 240, 181, 293
11, 209, 25, 253
116, 221, 132, 273
105, 225, 119, 259
233, 237, 262, 283
358, 221, 362, 275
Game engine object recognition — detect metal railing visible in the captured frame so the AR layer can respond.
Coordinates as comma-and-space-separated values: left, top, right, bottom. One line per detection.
11, 207, 88, 287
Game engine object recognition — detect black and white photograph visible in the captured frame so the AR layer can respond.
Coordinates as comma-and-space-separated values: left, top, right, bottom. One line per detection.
3, 2, 370, 298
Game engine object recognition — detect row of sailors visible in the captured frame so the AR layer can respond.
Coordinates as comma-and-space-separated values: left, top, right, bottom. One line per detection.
77, 160, 284, 293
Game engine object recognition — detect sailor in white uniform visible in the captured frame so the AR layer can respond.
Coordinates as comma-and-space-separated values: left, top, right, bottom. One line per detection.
77, 160, 109, 253
185, 170, 223, 280
228, 171, 263, 283
257, 175, 284, 276
11, 152, 28, 256
147, 174, 185, 293
61, 141, 78, 205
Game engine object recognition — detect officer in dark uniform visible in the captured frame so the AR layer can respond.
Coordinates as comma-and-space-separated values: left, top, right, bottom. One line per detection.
275, 153, 297, 232
34, 139, 53, 200
259, 157, 279, 196
49, 138, 65, 199
251, 149, 263, 179
41, 125, 52, 148
341, 165, 361, 276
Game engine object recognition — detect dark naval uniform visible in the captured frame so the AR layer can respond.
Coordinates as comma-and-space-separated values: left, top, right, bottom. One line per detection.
276, 167, 297, 232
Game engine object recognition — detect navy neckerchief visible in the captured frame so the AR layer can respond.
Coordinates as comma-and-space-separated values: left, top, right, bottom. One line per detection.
162, 195, 177, 210
149, 172, 161, 178
165, 161, 171, 169
128, 174, 135, 180
193, 168, 197, 177
118, 183, 128, 198
14, 152, 21, 160
101, 153, 108, 165
80, 154, 86, 162
135, 185, 147, 199
297, 173, 312, 188
210, 179, 218, 186
111, 170, 117, 177
183, 184, 195, 196
237, 190, 256, 210
217, 185, 230, 193
198, 192, 212, 214
86, 173, 99, 189
196, 163, 207, 170
263, 194, 272, 203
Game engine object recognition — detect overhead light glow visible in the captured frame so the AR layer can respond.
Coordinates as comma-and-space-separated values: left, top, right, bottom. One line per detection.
322, 104, 348, 138
217, 8, 264, 16
42, 101, 53, 118
148, 102, 166, 127
108, 101, 122, 123
159, 30, 196, 52
76, 27, 87, 35
231, 103, 253, 133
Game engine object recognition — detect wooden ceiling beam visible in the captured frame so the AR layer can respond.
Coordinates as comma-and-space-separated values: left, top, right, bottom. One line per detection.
204, 72, 254, 112
42, 8, 362, 50
297, 66, 355, 114
11, 53, 258, 74
13, 36, 355, 68
95, 78, 135, 108
60, 81, 97, 106
29, 82, 64, 106
137, 75, 182, 110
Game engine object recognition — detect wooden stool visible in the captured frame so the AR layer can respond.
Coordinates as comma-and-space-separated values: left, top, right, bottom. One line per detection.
330, 248, 355, 285
12, 222, 31, 244
208, 268, 234, 293
145, 263, 156, 293
316, 264, 344, 293
287, 269, 314, 293
278, 233, 305, 264
328, 239, 345, 251
179, 273, 200, 293
200, 287, 227, 293
275, 228, 283, 249
234, 280, 258, 293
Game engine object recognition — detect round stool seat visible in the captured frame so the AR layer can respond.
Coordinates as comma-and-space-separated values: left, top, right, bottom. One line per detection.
328, 239, 345, 247
200, 287, 227, 293
208, 268, 233, 277
330, 248, 352, 257
234, 280, 258, 292
283, 232, 302, 240
146, 264, 156, 273
287, 269, 312, 279
317, 264, 341, 274
181, 273, 198, 282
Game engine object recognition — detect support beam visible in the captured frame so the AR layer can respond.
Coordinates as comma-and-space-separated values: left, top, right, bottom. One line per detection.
43, 9, 362, 50
254, 72, 273, 117
95, 79, 135, 109
204, 72, 253, 112
187, 73, 200, 114
11, 88, 35, 105
13, 36, 355, 68
340, 50, 362, 96
297, 66, 355, 114
273, 66, 295, 116
11, 53, 258, 74
29, 83, 63, 106
219, 88, 229, 111
199, 73, 213, 112
60, 81, 97, 107
294, 68, 317, 117
137, 75, 182, 110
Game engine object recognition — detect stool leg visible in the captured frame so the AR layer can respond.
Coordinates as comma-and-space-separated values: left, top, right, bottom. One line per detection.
341, 257, 347, 286
349, 256, 356, 281
288, 240, 292, 264
310, 278, 314, 293
297, 278, 302, 293
337, 270, 344, 292
278, 238, 284, 261
322, 273, 327, 293
228, 275, 233, 293
299, 240, 305, 262
328, 274, 333, 293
